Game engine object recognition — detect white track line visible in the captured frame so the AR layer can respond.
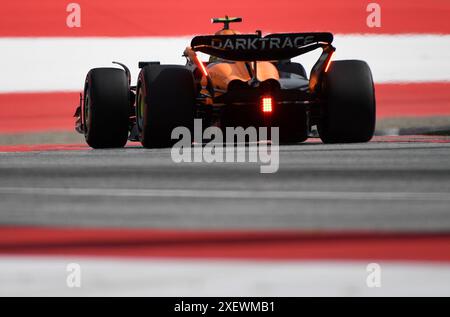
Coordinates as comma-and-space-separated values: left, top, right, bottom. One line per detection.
1, 187, 450, 201
0, 35, 450, 92
1, 256, 450, 296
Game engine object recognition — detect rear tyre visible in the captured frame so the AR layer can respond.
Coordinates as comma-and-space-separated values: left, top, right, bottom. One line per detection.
136, 65, 195, 148
318, 60, 376, 143
83, 68, 130, 148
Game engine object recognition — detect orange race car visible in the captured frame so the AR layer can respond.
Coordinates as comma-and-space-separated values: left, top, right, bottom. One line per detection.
74, 16, 376, 148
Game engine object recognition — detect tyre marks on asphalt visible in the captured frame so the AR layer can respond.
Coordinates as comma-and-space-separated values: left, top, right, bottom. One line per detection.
0, 135, 450, 152
1, 187, 450, 202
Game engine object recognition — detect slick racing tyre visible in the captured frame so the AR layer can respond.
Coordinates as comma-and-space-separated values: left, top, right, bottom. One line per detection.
136, 65, 195, 148
83, 68, 130, 148
318, 60, 376, 143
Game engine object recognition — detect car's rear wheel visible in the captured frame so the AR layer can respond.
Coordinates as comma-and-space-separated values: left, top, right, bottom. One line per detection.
136, 65, 195, 148
83, 68, 130, 148
318, 60, 376, 143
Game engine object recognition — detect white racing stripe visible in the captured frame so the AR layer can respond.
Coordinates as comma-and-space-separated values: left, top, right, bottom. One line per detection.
0, 35, 449, 93
1, 187, 450, 201
1, 256, 449, 296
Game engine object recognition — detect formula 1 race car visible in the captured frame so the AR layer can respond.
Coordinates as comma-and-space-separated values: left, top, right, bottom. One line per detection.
74, 16, 376, 148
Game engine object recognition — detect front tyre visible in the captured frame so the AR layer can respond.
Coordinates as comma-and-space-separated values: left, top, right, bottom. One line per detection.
318, 60, 376, 143
83, 68, 130, 148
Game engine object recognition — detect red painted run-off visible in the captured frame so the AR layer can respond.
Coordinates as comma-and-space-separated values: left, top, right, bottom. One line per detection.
0, 83, 449, 134
376, 83, 450, 118
0, 92, 78, 133
0, 0, 449, 36
0, 227, 449, 262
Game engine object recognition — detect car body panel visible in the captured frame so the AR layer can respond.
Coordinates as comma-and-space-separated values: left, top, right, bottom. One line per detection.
206, 61, 280, 92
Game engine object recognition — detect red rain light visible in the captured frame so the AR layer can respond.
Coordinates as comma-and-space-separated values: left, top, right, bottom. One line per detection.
261, 97, 273, 113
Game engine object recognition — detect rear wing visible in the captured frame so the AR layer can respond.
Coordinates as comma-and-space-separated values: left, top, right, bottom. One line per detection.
191, 32, 333, 61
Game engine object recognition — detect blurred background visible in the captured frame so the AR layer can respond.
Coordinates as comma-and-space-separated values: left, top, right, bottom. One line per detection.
0, 0, 450, 297
0, 0, 449, 144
